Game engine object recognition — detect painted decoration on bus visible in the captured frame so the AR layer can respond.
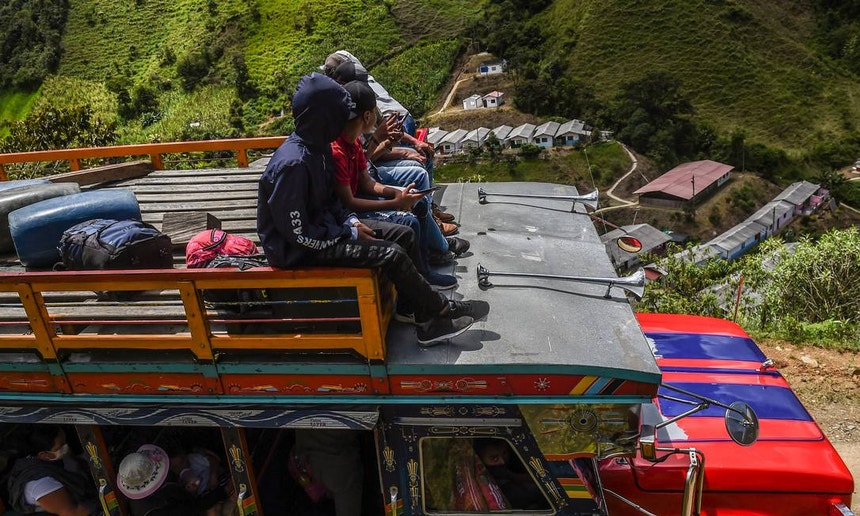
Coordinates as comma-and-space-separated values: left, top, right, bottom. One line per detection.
520, 403, 640, 459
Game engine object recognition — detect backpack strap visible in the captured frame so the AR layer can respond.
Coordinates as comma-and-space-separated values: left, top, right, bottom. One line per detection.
201, 229, 227, 252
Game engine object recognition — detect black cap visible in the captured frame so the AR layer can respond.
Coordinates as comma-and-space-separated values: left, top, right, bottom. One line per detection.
332, 61, 369, 85
343, 80, 376, 120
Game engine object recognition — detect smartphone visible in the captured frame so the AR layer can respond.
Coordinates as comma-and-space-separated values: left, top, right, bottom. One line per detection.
372, 229, 384, 239
409, 186, 441, 195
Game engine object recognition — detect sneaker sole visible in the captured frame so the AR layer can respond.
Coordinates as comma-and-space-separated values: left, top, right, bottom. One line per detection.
417, 320, 474, 347
430, 282, 457, 291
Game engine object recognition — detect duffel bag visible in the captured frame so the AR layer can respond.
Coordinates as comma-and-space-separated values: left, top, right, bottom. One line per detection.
57, 219, 174, 271
186, 229, 257, 268
203, 254, 269, 313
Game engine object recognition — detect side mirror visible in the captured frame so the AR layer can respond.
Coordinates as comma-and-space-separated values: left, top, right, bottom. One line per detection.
725, 401, 759, 446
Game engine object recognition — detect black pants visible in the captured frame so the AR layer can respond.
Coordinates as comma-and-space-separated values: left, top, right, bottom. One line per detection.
314, 220, 445, 322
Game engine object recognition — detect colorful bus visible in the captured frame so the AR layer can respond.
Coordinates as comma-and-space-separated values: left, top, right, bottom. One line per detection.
0, 152, 852, 515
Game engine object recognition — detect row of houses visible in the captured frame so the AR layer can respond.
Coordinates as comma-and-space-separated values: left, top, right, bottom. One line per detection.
604, 180, 828, 272
427, 119, 592, 155
463, 91, 505, 110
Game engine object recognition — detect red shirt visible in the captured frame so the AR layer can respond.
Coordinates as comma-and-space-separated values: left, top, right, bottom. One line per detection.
331, 135, 366, 196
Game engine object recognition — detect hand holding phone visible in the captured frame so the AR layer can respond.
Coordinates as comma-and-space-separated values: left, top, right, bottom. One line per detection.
409, 186, 441, 195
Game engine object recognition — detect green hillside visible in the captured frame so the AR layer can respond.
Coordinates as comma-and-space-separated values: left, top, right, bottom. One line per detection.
30, 0, 479, 143
4, 0, 860, 175
539, 0, 860, 154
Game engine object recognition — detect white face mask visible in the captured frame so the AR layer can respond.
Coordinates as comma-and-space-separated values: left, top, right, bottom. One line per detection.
48, 443, 70, 461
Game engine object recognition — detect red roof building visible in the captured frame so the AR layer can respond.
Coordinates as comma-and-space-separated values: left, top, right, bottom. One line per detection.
634, 160, 733, 208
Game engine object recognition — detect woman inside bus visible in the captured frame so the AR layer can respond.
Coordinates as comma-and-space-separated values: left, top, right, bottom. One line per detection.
117, 444, 229, 516
6, 425, 97, 516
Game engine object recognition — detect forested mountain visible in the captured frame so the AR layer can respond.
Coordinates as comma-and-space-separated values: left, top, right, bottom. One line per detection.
3, 0, 860, 181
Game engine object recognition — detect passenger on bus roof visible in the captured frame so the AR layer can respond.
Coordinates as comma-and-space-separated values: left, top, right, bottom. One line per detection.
256, 72, 477, 347
117, 444, 229, 516
5, 425, 97, 516
331, 79, 461, 290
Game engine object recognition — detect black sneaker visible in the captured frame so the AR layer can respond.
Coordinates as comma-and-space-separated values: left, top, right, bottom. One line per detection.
446, 237, 470, 256
444, 299, 490, 321
416, 316, 474, 347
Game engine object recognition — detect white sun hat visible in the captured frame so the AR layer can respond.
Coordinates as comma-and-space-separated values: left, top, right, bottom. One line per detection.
117, 444, 169, 500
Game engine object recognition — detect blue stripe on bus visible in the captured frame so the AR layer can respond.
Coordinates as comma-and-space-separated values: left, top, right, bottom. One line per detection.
645, 332, 767, 362
658, 382, 812, 421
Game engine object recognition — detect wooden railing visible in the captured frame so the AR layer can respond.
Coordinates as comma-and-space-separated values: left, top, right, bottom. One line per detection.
0, 137, 288, 180
0, 266, 394, 394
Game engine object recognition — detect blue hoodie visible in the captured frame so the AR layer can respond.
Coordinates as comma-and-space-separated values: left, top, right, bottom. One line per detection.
257, 73, 359, 268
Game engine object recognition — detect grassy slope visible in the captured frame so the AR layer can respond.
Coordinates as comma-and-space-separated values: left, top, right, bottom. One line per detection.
32, 0, 480, 142
541, 0, 860, 153
0, 89, 39, 138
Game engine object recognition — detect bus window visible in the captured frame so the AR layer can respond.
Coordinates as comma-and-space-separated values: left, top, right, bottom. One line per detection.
420, 437, 552, 513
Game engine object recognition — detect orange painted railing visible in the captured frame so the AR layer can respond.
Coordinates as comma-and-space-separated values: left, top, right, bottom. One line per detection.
0, 267, 393, 372
0, 137, 288, 180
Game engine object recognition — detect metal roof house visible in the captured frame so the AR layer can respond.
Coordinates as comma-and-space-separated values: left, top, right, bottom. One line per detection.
708, 220, 769, 260
437, 128, 468, 154
426, 128, 449, 148
600, 224, 672, 271
508, 123, 536, 147
556, 119, 590, 146
749, 200, 796, 238
532, 121, 560, 148
462, 94, 483, 110
634, 160, 733, 209
477, 59, 506, 76
490, 125, 513, 146
459, 127, 492, 151
482, 91, 505, 108
775, 180, 827, 215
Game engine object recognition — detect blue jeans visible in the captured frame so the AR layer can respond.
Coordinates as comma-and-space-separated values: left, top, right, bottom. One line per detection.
362, 166, 448, 255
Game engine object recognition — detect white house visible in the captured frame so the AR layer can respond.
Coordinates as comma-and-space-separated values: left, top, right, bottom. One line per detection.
532, 121, 559, 148
490, 125, 513, 147
426, 128, 449, 149
438, 129, 468, 154
508, 123, 535, 147
477, 59, 506, 76
555, 119, 590, 146
482, 91, 505, 108
462, 94, 483, 110
460, 127, 491, 151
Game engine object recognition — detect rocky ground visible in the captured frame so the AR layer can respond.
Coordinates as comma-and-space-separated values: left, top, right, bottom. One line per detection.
759, 340, 860, 512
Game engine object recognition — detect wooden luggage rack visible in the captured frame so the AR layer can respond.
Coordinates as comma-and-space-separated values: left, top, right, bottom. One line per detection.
0, 266, 395, 395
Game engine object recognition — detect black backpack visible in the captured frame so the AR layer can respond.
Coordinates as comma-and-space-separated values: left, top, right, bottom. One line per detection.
203, 254, 270, 313
57, 219, 174, 271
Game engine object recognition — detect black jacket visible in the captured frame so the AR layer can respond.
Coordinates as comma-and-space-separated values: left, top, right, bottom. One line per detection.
257, 73, 357, 268
7, 458, 93, 514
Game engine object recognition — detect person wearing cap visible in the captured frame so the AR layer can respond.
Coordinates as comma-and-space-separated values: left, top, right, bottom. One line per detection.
257, 73, 477, 346
117, 444, 228, 516
331, 80, 463, 290
322, 52, 458, 236
6, 426, 96, 516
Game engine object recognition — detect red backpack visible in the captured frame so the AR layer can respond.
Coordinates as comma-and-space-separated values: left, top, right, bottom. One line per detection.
185, 229, 257, 268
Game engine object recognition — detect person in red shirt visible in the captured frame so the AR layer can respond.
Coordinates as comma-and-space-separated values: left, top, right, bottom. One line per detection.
331, 80, 457, 290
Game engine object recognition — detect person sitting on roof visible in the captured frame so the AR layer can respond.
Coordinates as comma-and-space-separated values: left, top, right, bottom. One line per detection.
256, 72, 476, 346
6, 426, 97, 516
331, 80, 469, 290
322, 51, 457, 234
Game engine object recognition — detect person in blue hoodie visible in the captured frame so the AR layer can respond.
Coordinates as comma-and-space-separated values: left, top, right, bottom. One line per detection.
257, 73, 475, 346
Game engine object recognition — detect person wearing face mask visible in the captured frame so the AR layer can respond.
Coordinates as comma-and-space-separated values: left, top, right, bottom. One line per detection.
6, 426, 97, 515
